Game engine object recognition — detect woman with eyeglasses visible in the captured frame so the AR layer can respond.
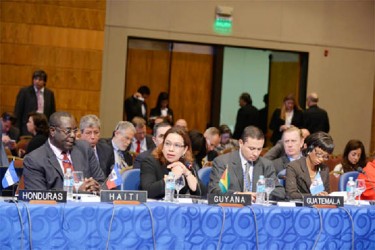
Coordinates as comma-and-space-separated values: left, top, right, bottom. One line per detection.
140, 127, 203, 199
286, 132, 334, 200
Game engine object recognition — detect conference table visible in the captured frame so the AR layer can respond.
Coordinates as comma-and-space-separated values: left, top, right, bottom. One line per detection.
0, 198, 374, 249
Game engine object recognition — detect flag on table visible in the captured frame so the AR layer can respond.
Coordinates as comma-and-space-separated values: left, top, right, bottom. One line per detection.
1, 160, 19, 188
219, 165, 230, 193
106, 163, 122, 189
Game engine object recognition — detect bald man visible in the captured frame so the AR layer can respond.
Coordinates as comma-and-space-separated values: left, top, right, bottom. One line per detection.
303, 92, 330, 134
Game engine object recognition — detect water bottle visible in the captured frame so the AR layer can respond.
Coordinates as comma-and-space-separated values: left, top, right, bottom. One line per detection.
63, 168, 73, 200
164, 172, 175, 202
346, 177, 356, 204
256, 175, 266, 204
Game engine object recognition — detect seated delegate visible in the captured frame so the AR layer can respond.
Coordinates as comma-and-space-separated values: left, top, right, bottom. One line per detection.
23, 111, 105, 192
286, 132, 334, 200
140, 127, 203, 199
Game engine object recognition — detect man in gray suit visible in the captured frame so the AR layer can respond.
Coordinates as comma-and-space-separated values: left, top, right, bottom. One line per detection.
208, 126, 285, 201
23, 111, 105, 191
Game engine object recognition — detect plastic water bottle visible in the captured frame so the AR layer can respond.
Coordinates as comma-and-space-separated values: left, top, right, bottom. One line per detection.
256, 175, 266, 204
164, 172, 175, 202
63, 168, 73, 200
346, 177, 356, 204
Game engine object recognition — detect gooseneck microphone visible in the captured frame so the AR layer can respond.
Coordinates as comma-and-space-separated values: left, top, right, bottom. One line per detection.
184, 161, 202, 197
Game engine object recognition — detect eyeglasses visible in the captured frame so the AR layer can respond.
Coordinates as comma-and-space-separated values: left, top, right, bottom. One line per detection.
164, 141, 185, 149
314, 148, 330, 161
83, 130, 100, 136
54, 126, 79, 135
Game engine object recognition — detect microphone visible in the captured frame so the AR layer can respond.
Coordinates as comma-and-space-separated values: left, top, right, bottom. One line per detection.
184, 161, 202, 197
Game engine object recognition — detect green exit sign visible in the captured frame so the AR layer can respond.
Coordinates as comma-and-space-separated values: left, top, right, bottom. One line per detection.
214, 17, 232, 35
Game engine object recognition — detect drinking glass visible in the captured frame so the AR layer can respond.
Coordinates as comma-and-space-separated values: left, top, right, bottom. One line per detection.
72, 171, 84, 201
174, 175, 186, 203
355, 179, 366, 205
265, 178, 275, 205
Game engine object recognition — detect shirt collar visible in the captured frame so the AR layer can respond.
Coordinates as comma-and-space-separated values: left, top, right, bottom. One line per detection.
34, 86, 45, 93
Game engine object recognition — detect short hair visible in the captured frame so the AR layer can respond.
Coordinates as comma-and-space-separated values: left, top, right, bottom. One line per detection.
32, 70, 47, 82
304, 132, 334, 155
240, 126, 264, 142
1, 112, 16, 124
131, 116, 146, 128
114, 121, 136, 134
49, 111, 73, 127
307, 93, 319, 103
153, 122, 171, 137
282, 126, 303, 140
80, 114, 101, 132
28, 112, 49, 136
204, 127, 220, 138
138, 86, 150, 96
219, 124, 232, 136
240, 92, 252, 105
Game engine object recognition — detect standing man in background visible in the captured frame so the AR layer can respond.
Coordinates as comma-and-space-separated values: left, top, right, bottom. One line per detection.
303, 92, 330, 133
124, 85, 150, 122
14, 70, 56, 136
233, 92, 260, 139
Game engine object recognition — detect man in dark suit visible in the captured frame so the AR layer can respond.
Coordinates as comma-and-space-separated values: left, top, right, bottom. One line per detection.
303, 92, 330, 133
23, 112, 104, 191
208, 126, 285, 201
124, 85, 150, 122
128, 117, 155, 154
14, 70, 56, 136
79, 114, 113, 178
1, 112, 19, 155
233, 93, 260, 139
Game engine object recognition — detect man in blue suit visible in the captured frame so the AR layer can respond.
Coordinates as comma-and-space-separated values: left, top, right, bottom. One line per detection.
23, 111, 105, 192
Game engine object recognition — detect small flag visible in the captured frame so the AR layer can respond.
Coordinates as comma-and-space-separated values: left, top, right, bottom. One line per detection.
106, 163, 122, 189
2, 161, 19, 189
219, 165, 230, 193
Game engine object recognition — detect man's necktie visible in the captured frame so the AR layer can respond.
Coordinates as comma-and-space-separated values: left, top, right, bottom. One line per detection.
37, 90, 43, 113
62, 152, 74, 173
136, 140, 141, 154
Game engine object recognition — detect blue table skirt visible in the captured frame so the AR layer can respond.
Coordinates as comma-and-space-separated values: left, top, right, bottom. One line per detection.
0, 201, 374, 249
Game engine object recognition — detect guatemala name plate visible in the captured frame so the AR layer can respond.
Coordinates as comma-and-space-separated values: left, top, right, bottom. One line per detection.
303, 196, 343, 207
208, 194, 252, 206
100, 190, 147, 203
18, 190, 67, 203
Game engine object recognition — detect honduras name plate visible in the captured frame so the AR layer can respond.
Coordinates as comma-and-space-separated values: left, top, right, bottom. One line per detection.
100, 190, 147, 203
303, 196, 344, 207
18, 190, 67, 203
208, 194, 252, 206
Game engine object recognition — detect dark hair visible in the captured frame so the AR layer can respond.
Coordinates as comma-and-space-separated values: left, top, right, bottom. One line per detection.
152, 127, 193, 165
240, 92, 252, 105
138, 85, 150, 96
189, 130, 207, 168
153, 122, 171, 137
28, 112, 49, 136
342, 139, 367, 172
241, 126, 264, 142
219, 124, 232, 137
49, 111, 74, 128
304, 132, 334, 155
32, 70, 47, 83
1, 112, 16, 124
155, 92, 169, 109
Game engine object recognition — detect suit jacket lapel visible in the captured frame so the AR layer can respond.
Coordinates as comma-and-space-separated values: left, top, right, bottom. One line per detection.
231, 152, 244, 191
45, 143, 64, 179
300, 159, 311, 191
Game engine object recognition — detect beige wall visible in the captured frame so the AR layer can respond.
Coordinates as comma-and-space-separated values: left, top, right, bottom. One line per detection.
101, 1, 375, 153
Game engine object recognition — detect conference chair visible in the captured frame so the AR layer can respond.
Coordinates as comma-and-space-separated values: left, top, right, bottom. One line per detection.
198, 167, 212, 189
338, 171, 359, 191
121, 169, 140, 190
277, 169, 286, 187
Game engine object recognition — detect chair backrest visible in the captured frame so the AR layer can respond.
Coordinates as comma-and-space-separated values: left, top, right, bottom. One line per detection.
338, 171, 359, 191
198, 167, 212, 188
121, 169, 141, 190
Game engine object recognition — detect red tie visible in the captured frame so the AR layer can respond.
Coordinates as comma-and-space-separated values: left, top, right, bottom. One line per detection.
136, 140, 141, 153
62, 152, 74, 173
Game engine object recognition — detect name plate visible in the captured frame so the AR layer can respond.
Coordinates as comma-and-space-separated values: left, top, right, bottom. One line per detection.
100, 190, 147, 203
208, 194, 252, 206
18, 190, 67, 203
303, 196, 344, 208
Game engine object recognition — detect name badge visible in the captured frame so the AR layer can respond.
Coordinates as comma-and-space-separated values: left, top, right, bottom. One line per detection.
18, 190, 67, 203
208, 194, 252, 206
100, 190, 147, 203
303, 196, 344, 208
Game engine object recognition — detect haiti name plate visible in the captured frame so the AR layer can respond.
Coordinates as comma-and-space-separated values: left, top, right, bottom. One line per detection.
18, 190, 67, 203
208, 194, 252, 206
100, 190, 147, 203
303, 196, 344, 208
